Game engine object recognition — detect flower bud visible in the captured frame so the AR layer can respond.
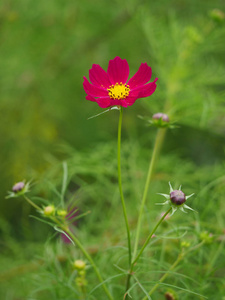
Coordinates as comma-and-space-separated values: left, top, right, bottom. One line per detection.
200, 231, 214, 244
158, 182, 195, 215
57, 209, 67, 217
210, 9, 225, 23
170, 190, 186, 205
181, 241, 190, 248
43, 205, 55, 216
12, 182, 25, 193
152, 112, 169, 122
73, 260, 86, 270
165, 292, 175, 300
165, 291, 177, 300
164, 289, 178, 300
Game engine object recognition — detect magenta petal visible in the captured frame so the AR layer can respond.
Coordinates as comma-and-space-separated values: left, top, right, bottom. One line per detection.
127, 63, 152, 89
86, 95, 111, 108
118, 100, 129, 107
132, 78, 158, 98
89, 64, 111, 88
124, 95, 139, 106
107, 56, 129, 85
86, 95, 96, 102
83, 77, 108, 97
108, 99, 129, 107
96, 97, 112, 108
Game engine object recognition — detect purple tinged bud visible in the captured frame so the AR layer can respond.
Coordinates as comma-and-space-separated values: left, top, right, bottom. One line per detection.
12, 182, 25, 193
170, 190, 186, 205
152, 112, 170, 122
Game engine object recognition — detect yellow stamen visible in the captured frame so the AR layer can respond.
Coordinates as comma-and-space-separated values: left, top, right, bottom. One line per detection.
107, 82, 130, 100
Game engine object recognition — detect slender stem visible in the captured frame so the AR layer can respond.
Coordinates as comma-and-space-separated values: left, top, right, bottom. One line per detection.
24, 196, 42, 211
23, 197, 113, 300
125, 128, 167, 295
117, 107, 132, 266
50, 215, 113, 299
142, 241, 205, 300
133, 207, 172, 265
144, 253, 183, 299
62, 226, 114, 300
133, 128, 166, 260
125, 207, 172, 294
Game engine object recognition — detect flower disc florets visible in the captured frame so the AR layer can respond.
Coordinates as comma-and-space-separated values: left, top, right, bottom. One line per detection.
83, 56, 158, 108
157, 182, 195, 216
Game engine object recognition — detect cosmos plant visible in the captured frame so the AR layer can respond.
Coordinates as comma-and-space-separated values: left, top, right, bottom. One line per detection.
7, 56, 201, 300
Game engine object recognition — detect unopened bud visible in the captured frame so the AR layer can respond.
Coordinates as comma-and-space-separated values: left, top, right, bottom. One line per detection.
165, 292, 175, 300
43, 205, 55, 216
181, 241, 190, 248
12, 182, 25, 193
170, 190, 186, 205
164, 289, 178, 300
210, 9, 225, 23
73, 260, 86, 270
152, 112, 170, 122
57, 209, 67, 217
200, 231, 214, 244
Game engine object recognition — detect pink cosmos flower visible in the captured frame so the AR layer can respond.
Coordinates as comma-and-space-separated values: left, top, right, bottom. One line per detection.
83, 56, 158, 108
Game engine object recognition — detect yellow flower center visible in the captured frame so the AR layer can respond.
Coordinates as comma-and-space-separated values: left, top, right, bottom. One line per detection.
107, 82, 130, 100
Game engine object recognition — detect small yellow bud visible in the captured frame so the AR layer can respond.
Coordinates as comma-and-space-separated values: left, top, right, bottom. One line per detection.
57, 209, 67, 217
43, 205, 55, 216
73, 260, 86, 270
200, 231, 214, 244
181, 241, 190, 248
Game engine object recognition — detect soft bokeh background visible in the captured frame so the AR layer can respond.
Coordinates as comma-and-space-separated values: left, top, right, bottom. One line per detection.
0, 0, 225, 299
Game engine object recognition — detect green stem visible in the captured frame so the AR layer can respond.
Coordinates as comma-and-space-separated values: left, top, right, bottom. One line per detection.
125, 207, 172, 295
23, 197, 113, 300
62, 226, 114, 300
117, 107, 132, 266
145, 253, 183, 299
142, 241, 205, 300
133, 128, 166, 260
24, 196, 42, 211
133, 207, 172, 266
125, 128, 167, 296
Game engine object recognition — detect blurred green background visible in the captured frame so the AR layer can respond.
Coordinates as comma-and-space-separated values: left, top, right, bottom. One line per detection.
1, 0, 224, 221
0, 0, 225, 298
